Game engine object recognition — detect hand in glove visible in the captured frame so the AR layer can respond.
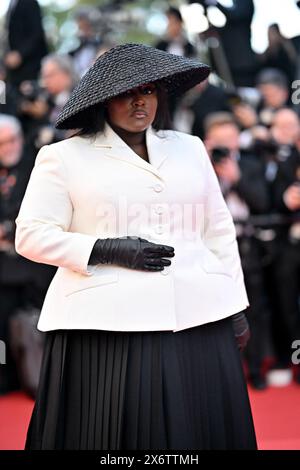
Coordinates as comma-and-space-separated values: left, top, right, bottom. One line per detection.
88, 236, 175, 271
232, 312, 250, 351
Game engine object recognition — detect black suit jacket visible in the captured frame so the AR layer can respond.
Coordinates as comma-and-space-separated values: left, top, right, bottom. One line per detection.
272, 146, 300, 214
215, 0, 257, 86
216, 0, 255, 66
232, 152, 271, 215
155, 39, 196, 58
191, 83, 231, 140
6, 0, 48, 85
189, 0, 257, 85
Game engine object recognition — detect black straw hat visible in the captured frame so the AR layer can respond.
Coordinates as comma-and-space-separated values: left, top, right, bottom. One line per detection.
55, 43, 210, 130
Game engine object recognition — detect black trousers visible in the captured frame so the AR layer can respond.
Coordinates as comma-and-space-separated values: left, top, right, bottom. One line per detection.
238, 236, 272, 376
271, 239, 300, 366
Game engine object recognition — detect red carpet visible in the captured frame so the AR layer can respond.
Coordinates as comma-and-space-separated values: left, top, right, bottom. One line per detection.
248, 383, 300, 449
0, 385, 300, 450
0, 391, 34, 450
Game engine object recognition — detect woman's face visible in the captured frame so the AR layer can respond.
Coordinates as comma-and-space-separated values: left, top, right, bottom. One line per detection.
105, 83, 158, 133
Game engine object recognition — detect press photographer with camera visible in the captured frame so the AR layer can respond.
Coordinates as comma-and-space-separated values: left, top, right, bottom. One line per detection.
15, 54, 78, 151
268, 108, 300, 385
204, 112, 271, 389
0, 114, 55, 395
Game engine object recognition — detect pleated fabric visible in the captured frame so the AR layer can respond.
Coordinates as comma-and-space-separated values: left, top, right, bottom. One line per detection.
25, 317, 257, 450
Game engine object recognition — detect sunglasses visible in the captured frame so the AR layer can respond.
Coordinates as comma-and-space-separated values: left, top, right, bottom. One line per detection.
116, 83, 157, 99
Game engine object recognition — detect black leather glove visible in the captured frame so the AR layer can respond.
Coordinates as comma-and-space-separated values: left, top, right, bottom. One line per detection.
88, 236, 175, 271
232, 312, 250, 351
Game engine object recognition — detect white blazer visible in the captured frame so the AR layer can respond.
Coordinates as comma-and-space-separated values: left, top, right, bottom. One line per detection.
15, 121, 249, 332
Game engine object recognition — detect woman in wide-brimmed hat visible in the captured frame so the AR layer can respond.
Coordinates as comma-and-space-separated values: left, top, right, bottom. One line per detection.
15, 43, 257, 450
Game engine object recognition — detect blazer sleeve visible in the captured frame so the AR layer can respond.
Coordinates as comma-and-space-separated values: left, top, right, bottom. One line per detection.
15, 144, 98, 276
197, 138, 249, 306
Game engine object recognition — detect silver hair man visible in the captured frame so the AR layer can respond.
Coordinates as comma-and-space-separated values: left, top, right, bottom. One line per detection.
41, 54, 79, 88
0, 113, 23, 167
0, 113, 22, 135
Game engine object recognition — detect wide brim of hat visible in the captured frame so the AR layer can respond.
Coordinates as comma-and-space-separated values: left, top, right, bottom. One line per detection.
55, 43, 210, 130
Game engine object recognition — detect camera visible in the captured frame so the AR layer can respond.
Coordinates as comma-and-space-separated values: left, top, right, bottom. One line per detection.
211, 146, 230, 164
18, 80, 45, 102
252, 139, 279, 160
16, 80, 49, 120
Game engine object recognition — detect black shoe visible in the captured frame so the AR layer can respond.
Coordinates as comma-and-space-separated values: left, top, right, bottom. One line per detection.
249, 373, 267, 390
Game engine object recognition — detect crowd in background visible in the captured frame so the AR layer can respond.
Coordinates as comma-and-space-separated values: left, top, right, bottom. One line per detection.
0, 0, 300, 396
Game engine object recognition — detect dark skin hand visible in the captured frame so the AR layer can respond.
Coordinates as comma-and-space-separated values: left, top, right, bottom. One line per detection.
105, 83, 158, 162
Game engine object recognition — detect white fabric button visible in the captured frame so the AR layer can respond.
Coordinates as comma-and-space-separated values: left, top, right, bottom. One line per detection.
154, 183, 163, 193
155, 225, 164, 235
155, 205, 164, 214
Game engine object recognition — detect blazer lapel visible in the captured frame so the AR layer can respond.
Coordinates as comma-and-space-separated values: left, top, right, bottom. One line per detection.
92, 121, 168, 181
146, 125, 169, 171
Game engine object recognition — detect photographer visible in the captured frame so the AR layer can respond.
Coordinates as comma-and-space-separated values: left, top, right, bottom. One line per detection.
227, 68, 290, 140
69, 7, 102, 78
15, 79, 50, 149
0, 114, 55, 394
256, 68, 290, 127
16, 54, 78, 150
269, 108, 300, 385
40, 54, 78, 131
204, 112, 271, 389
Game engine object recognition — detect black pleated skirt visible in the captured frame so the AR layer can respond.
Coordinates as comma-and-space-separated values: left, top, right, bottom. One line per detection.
25, 317, 257, 450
